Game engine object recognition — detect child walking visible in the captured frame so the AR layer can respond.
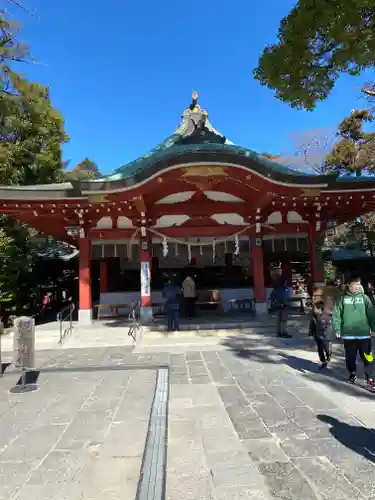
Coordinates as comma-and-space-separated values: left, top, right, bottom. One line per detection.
309, 301, 332, 369
332, 276, 375, 392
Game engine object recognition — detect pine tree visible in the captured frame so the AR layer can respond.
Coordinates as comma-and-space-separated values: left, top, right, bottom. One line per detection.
66, 158, 101, 181
324, 110, 375, 177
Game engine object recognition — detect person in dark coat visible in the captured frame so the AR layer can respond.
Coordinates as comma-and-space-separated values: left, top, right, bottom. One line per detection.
309, 300, 333, 369
162, 276, 181, 332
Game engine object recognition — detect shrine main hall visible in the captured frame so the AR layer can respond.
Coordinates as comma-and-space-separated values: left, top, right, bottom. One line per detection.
1, 93, 375, 323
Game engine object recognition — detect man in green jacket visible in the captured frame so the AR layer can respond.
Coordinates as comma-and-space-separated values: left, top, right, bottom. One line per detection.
332, 276, 375, 392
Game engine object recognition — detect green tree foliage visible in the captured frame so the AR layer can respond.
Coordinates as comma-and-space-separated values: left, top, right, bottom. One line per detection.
0, 216, 36, 312
0, 70, 68, 184
322, 110, 375, 255
253, 1, 375, 110
0, 10, 68, 319
65, 158, 101, 181
324, 109, 375, 177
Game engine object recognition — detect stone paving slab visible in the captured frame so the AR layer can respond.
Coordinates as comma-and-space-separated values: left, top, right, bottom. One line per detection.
166, 343, 375, 500
0, 365, 154, 500
0, 326, 375, 499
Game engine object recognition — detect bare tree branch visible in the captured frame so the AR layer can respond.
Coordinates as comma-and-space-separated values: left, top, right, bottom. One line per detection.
6, 0, 34, 17
278, 129, 336, 174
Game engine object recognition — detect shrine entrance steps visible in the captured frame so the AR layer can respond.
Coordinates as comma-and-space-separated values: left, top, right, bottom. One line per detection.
142, 311, 309, 335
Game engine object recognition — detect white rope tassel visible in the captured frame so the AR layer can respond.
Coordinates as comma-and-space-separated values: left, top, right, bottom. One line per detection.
200, 245, 203, 256
212, 239, 216, 262
234, 235, 239, 256
162, 236, 168, 257
187, 244, 192, 263
224, 240, 227, 253
175, 242, 179, 256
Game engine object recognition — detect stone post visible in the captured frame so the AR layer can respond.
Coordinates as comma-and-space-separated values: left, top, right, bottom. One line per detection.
13, 317, 35, 369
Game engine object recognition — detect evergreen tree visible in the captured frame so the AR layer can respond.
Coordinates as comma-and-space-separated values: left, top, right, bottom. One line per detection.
0, 10, 68, 319
253, 1, 375, 110
324, 109, 375, 177
66, 158, 101, 181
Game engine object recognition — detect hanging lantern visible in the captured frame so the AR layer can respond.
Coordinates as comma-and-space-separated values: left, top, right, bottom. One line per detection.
162, 236, 168, 257
234, 235, 239, 256
187, 244, 192, 263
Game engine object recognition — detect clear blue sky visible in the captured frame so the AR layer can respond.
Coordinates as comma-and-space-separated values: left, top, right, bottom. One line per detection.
13, 0, 374, 174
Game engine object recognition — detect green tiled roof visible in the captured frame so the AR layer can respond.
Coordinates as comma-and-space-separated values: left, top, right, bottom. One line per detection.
102, 98, 319, 182
104, 143, 311, 182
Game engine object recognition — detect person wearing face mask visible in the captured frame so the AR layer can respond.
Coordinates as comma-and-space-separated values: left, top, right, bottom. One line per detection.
332, 276, 375, 392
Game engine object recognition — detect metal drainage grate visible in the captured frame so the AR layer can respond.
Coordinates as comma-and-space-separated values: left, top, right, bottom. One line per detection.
136, 368, 169, 500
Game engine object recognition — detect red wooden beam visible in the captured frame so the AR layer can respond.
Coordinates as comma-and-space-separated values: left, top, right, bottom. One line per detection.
90, 223, 308, 240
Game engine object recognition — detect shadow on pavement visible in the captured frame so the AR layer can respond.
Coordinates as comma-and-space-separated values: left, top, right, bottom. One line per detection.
279, 353, 375, 400
221, 334, 375, 400
317, 415, 375, 463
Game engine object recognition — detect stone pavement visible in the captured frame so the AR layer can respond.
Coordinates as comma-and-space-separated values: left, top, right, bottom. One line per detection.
0, 324, 375, 500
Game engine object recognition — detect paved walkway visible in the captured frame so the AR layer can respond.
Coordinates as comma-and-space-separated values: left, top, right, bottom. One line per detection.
0, 321, 375, 500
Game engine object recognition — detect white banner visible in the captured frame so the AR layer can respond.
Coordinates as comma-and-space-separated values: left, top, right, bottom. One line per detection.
141, 261, 151, 297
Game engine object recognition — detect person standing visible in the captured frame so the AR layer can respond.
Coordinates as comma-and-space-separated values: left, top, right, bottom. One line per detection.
309, 300, 333, 369
162, 277, 181, 332
332, 276, 375, 392
270, 279, 292, 338
182, 274, 196, 319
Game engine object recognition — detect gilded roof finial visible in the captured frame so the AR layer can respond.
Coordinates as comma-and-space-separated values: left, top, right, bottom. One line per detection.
190, 91, 199, 111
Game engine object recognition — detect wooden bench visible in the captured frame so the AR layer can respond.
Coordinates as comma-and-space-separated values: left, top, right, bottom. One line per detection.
96, 303, 130, 319
195, 290, 221, 311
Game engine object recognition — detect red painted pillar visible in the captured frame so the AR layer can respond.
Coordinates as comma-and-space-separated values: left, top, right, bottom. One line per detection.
307, 224, 324, 284
250, 237, 267, 314
99, 261, 108, 294
140, 237, 153, 323
78, 237, 92, 323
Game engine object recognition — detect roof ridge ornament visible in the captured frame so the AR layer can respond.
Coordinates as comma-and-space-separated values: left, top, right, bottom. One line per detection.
189, 91, 199, 111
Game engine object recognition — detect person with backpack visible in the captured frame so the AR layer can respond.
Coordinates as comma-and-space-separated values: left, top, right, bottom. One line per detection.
270, 279, 292, 338
332, 276, 375, 392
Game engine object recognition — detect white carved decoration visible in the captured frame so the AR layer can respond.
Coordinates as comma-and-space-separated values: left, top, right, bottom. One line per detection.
204, 191, 245, 202
287, 211, 306, 223
154, 215, 190, 228
96, 216, 112, 229
155, 191, 195, 204
266, 211, 282, 224
117, 216, 134, 228
211, 213, 247, 225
